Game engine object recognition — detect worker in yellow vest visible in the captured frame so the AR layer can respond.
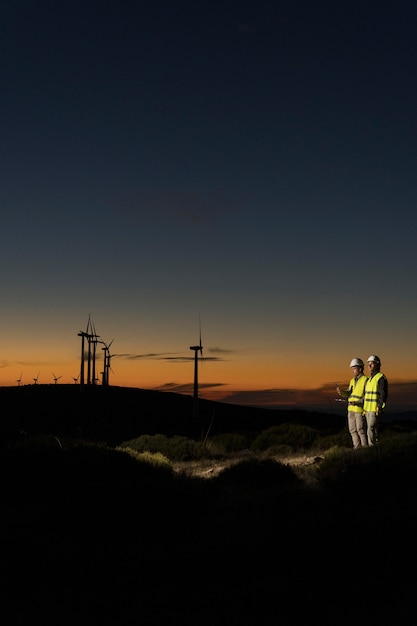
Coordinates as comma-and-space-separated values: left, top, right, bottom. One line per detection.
337, 358, 368, 448
363, 355, 388, 446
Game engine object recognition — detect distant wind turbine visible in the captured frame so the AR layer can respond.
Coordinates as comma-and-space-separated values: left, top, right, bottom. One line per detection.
33, 372, 40, 385
190, 317, 203, 418
78, 319, 89, 386
101, 339, 115, 386
89, 319, 100, 385
78, 314, 100, 386
16, 372, 23, 386
52, 373, 63, 385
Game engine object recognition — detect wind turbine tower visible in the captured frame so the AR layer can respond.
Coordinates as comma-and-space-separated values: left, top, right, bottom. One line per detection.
78, 329, 88, 386
101, 339, 114, 386
189, 320, 203, 418
89, 320, 100, 385
78, 315, 100, 386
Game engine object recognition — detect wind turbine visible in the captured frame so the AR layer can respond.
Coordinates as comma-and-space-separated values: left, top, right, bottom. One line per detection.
78, 314, 99, 386
101, 339, 114, 386
85, 316, 95, 385
89, 319, 100, 385
52, 373, 63, 385
16, 372, 23, 386
189, 318, 203, 418
72, 374, 80, 384
78, 319, 89, 387
33, 372, 40, 385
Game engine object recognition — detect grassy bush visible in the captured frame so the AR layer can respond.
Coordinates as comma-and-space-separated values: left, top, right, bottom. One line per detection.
115, 446, 171, 468
251, 423, 319, 453
262, 443, 295, 457
119, 433, 210, 461
315, 429, 351, 451
209, 432, 252, 455
5, 422, 417, 626
214, 456, 301, 486
311, 431, 417, 505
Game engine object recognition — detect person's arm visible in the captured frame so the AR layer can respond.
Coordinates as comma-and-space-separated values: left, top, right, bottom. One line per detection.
378, 375, 388, 410
336, 384, 351, 399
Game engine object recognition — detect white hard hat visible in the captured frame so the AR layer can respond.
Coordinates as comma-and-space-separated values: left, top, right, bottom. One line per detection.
349, 358, 364, 368
367, 355, 381, 364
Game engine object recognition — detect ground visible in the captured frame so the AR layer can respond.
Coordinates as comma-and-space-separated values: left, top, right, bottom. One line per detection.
172, 451, 322, 479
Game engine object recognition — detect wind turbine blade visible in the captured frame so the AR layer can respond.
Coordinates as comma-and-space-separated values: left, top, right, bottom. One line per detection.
198, 315, 203, 358
199, 314, 202, 348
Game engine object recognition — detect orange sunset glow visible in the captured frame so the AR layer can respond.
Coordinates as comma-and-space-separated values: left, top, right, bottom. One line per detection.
1, 315, 415, 414
1, 1, 416, 417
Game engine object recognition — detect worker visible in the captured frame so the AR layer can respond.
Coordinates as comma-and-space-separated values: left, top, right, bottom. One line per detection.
336, 358, 368, 448
363, 355, 388, 446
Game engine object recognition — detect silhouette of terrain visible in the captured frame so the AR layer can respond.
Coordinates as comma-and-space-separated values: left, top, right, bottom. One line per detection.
1, 385, 417, 625
0, 384, 348, 446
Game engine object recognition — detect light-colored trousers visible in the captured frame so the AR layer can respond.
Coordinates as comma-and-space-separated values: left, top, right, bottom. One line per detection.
365, 411, 378, 446
348, 411, 368, 448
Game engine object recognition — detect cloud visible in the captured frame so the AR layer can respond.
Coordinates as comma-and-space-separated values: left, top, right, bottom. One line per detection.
213, 380, 417, 415
119, 352, 181, 360
115, 189, 247, 225
117, 352, 224, 362
207, 347, 234, 355
154, 381, 226, 394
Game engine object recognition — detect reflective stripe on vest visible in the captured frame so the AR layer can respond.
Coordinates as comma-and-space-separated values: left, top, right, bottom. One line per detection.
363, 372, 384, 412
348, 374, 367, 413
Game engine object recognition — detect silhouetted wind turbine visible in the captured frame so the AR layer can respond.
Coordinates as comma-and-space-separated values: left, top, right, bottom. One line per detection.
89, 319, 100, 385
101, 339, 114, 386
190, 318, 203, 418
78, 314, 99, 386
73, 374, 80, 384
85, 316, 95, 385
52, 373, 63, 384
78, 318, 90, 387
33, 372, 40, 385
16, 372, 23, 386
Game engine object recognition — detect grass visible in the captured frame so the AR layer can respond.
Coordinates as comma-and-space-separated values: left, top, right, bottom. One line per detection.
2, 422, 417, 625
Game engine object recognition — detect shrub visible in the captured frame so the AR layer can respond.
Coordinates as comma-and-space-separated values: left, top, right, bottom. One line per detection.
116, 446, 171, 468
214, 457, 301, 491
119, 433, 209, 461
316, 430, 351, 451
251, 423, 319, 453
209, 432, 251, 455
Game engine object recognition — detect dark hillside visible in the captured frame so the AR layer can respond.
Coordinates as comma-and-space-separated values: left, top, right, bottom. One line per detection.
0, 384, 346, 446
2, 388, 417, 625
2, 424, 417, 625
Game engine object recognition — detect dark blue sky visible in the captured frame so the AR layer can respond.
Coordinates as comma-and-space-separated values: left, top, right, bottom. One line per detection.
1, 0, 417, 411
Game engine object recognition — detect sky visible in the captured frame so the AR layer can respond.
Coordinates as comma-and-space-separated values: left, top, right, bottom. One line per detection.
1, 0, 417, 413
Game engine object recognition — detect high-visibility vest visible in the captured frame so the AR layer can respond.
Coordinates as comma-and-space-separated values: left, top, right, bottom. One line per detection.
363, 372, 385, 412
347, 374, 367, 413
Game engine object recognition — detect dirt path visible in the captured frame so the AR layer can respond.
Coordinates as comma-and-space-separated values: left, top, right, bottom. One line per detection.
173, 453, 323, 479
